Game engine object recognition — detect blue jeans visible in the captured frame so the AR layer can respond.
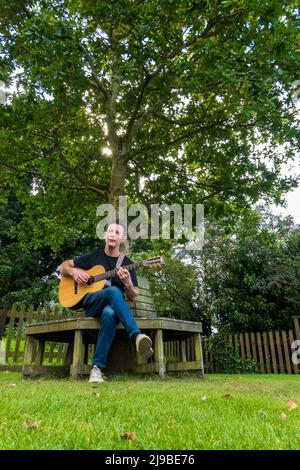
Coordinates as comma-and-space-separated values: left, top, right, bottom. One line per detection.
82, 286, 141, 370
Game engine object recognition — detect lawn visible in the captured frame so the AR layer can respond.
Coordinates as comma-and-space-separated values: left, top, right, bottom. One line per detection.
0, 371, 299, 450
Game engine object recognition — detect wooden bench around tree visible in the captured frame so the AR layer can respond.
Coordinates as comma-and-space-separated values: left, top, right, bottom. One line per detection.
22, 277, 204, 379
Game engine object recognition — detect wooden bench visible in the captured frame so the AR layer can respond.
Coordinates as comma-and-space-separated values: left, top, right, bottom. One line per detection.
22, 277, 204, 379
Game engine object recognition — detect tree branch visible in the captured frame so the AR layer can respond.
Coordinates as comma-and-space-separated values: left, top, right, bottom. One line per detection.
80, 46, 108, 98
124, 73, 152, 148
122, 7, 246, 155
129, 121, 222, 156
56, 142, 108, 195
0, 159, 106, 194
124, 64, 166, 152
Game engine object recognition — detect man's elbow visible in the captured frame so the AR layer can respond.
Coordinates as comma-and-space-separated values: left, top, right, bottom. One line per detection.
60, 260, 67, 273
60, 259, 73, 275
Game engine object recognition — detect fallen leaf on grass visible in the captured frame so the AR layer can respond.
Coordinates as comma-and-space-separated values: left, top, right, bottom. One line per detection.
93, 391, 101, 398
286, 400, 298, 411
4, 383, 16, 388
201, 396, 208, 401
280, 412, 288, 420
259, 410, 267, 418
120, 432, 137, 440
223, 394, 233, 399
25, 420, 40, 430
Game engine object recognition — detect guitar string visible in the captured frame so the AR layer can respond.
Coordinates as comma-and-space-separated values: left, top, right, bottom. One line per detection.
91, 260, 159, 283
93, 261, 144, 282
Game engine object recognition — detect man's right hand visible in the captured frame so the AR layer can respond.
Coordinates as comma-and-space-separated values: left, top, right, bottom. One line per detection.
71, 268, 90, 284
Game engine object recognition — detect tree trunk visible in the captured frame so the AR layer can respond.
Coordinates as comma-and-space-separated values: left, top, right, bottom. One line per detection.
108, 155, 127, 212
106, 31, 133, 255
108, 155, 134, 255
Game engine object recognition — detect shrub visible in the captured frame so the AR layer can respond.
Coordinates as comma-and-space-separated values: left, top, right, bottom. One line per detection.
207, 332, 258, 373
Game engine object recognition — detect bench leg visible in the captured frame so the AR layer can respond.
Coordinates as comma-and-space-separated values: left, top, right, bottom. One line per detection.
194, 333, 204, 378
35, 340, 45, 365
70, 330, 84, 380
63, 340, 74, 367
84, 343, 89, 365
154, 329, 165, 379
22, 336, 35, 377
181, 339, 187, 363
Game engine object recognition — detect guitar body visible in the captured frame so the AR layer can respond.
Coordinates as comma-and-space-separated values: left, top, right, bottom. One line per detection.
59, 265, 106, 308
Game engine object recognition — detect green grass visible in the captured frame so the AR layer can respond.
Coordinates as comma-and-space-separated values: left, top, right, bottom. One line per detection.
0, 371, 300, 450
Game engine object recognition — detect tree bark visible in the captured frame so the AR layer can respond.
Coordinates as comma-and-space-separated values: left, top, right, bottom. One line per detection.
109, 154, 127, 211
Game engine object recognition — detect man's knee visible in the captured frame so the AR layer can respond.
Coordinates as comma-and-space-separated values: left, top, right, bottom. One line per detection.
102, 305, 115, 318
105, 286, 123, 299
101, 305, 118, 325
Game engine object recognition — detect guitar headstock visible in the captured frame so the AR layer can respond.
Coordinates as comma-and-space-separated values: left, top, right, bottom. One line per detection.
143, 256, 164, 268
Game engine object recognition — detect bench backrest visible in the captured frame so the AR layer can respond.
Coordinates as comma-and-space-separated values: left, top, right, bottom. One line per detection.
126, 276, 157, 318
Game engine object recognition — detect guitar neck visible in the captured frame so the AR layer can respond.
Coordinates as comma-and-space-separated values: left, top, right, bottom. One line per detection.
93, 261, 144, 282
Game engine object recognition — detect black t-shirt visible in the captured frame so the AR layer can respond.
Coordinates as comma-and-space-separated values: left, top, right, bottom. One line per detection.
72, 248, 138, 309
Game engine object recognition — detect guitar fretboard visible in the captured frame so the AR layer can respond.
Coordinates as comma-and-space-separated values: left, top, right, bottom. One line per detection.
93, 261, 145, 282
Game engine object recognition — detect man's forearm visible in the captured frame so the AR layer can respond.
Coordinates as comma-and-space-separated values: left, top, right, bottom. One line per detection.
125, 283, 138, 301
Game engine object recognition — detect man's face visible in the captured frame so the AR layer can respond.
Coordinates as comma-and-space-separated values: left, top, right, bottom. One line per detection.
105, 223, 125, 249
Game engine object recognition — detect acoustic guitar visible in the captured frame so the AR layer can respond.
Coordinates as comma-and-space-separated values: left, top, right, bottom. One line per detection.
58, 256, 164, 308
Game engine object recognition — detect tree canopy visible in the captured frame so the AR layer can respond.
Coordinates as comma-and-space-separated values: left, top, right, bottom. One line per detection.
0, 0, 299, 252
144, 207, 300, 334
196, 208, 300, 332
0, 194, 102, 306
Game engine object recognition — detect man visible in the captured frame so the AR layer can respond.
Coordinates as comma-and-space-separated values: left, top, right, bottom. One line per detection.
60, 222, 153, 384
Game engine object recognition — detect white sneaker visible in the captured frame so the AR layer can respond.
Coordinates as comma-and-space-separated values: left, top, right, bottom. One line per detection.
135, 334, 154, 360
89, 365, 105, 384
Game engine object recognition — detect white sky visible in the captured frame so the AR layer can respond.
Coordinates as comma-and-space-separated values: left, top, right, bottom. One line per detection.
271, 186, 300, 224
270, 159, 300, 224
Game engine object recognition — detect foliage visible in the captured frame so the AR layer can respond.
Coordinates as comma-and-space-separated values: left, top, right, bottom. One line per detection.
199, 207, 300, 332
129, 207, 300, 335
0, 1, 300, 326
207, 331, 258, 373
0, 195, 102, 307
146, 256, 198, 315
0, 0, 299, 251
